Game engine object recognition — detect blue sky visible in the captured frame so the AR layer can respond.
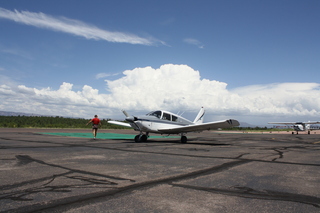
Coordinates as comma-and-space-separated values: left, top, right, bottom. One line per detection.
0, 0, 319, 125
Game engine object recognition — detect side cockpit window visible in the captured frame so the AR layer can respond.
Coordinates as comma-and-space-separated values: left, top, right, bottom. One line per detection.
172, 115, 178, 122
162, 112, 171, 121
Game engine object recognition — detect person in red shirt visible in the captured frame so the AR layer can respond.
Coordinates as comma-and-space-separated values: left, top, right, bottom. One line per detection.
86, 115, 102, 139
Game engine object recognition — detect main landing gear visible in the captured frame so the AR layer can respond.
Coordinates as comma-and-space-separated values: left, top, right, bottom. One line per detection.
134, 133, 149, 142
292, 131, 311, 135
181, 135, 187, 143
134, 133, 188, 143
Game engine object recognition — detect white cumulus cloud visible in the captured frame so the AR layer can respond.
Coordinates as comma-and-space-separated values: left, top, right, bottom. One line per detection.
105, 64, 230, 111
0, 64, 319, 124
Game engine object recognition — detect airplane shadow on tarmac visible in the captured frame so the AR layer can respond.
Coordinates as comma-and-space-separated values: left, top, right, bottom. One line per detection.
113, 138, 230, 146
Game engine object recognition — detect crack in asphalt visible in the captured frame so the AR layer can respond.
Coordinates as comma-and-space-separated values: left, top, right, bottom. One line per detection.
171, 184, 320, 208
272, 149, 284, 161
1, 159, 249, 213
0, 172, 120, 202
14, 155, 136, 183
0, 171, 73, 191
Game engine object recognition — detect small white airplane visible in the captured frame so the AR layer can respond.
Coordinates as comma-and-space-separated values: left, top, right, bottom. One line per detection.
108, 107, 240, 143
268, 121, 320, 134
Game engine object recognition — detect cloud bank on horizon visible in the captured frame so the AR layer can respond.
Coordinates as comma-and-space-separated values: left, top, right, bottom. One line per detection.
0, 7, 163, 46
1, 64, 319, 122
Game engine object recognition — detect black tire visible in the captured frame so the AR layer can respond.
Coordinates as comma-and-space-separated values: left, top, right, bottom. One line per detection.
134, 135, 140, 142
140, 134, 148, 142
181, 136, 187, 143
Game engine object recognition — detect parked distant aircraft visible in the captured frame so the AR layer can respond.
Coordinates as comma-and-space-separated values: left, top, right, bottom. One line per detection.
108, 107, 240, 143
268, 121, 320, 134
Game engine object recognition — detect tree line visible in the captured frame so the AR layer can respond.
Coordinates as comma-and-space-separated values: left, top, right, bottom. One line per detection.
0, 116, 129, 129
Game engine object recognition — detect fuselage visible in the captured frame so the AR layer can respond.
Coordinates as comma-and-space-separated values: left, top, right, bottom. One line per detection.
293, 123, 307, 132
128, 110, 193, 134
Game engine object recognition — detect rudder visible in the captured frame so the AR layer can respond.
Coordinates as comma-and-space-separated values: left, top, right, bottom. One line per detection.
193, 107, 205, 124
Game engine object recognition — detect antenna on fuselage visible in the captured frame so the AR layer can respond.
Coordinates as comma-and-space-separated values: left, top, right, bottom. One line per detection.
178, 111, 185, 117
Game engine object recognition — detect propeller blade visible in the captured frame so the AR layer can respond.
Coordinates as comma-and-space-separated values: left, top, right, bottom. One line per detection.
122, 110, 129, 117
122, 109, 138, 122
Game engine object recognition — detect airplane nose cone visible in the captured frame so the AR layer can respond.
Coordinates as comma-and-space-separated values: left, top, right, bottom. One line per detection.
125, 116, 134, 122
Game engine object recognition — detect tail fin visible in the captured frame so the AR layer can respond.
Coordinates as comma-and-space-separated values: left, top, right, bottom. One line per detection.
193, 107, 205, 124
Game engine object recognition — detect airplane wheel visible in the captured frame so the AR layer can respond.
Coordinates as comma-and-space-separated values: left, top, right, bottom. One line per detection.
134, 134, 147, 142
140, 134, 148, 142
308, 131, 310, 134
181, 136, 187, 143
134, 135, 140, 142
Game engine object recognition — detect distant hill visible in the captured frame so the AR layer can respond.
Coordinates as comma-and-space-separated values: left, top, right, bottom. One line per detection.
0, 111, 44, 117
239, 122, 267, 128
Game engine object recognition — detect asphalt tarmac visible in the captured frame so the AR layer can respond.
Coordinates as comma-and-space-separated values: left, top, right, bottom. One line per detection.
1, 128, 320, 213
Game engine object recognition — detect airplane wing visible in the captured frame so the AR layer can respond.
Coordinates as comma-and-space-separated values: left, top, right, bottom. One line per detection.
108, 120, 132, 128
304, 121, 320, 124
158, 119, 240, 134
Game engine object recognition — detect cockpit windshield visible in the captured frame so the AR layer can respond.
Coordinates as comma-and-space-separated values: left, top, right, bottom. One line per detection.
146, 111, 162, 119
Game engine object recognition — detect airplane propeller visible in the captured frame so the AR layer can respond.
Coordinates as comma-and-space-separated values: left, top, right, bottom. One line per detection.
122, 110, 138, 122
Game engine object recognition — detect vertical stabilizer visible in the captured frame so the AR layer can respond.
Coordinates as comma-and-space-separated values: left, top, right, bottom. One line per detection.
193, 107, 205, 124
